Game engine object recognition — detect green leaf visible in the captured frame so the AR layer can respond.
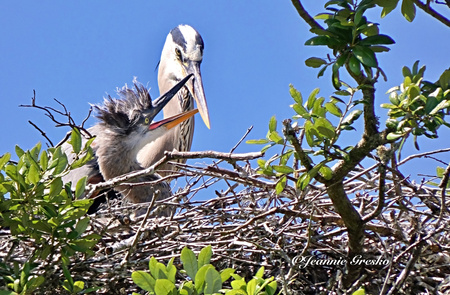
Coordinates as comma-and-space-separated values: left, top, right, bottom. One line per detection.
27, 164, 40, 185
387, 132, 404, 140
166, 258, 177, 283
75, 176, 87, 199
268, 131, 284, 144
325, 102, 342, 117
0, 153, 11, 170
402, 65, 412, 78
246, 139, 269, 145
359, 34, 395, 46
297, 172, 311, 190
289, 85, 303, 104
26, 276, 45, 292
342, 110, 363, 126
332, 62, 341, 90
378, 0, 399, 17
317, 65, 328, 78
266, 281, 278, 295
348, 54, 361, 76
268, 116, 277, 132
304, 36, 330, 46
353, 46, 378, 68
273, 165, 294, 174
292, 103, 309, 118
370, 45, 391, 52
73, 281, 85, 293
70, 128, 82, 154
231, 279, 247, 292
254, 266, 265, 279
181, 247, 198, 281
305, 57, 327, 68
430, 100, 450, 115
319, 165, 333, 180
15, 145, 25, 158
304, 120, 319, 147
155, 279, 176, 295
401, 0, 416, 22
352, 288, 366, 295
314, 12, 333, 20
75, 217, 90, 237
198, 246, 212, 269
39, 151, 49, 171
149, 257, 159, 279
51, 147, 68, 175
247, 279, 257, 295
195, 265, 214, 293
307, 88, 320, 110
380, 103, 397, 109
220, 268, 235, 283
315, 118, 336, 139
439, 69, 450, 89
360, 22, 379, 36
437, 166, 445, 178
275, 175, 287, 195
204, 267, 222, 294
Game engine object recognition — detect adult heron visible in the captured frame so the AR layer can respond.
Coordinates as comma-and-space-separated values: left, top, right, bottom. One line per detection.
63, 75, 197, 208
137, 24, 210, 174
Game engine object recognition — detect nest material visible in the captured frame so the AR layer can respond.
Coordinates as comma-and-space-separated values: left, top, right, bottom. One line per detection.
1, 157, 450, 295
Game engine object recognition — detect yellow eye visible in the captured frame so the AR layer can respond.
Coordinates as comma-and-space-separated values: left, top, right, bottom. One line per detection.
175, 48, 182, 58
144, 117, 150, 124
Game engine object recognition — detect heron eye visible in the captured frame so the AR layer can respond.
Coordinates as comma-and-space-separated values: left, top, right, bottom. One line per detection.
175, 48, 182, 59
144, 117, 150, 124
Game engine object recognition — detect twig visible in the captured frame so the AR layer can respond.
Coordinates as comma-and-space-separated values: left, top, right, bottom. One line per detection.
411, 0, 450, 27
291, 0, 324, 30
397, 147, 450, 166
438, 161, 450, 221
27, 120, 54, 147
121, 191, 158, 265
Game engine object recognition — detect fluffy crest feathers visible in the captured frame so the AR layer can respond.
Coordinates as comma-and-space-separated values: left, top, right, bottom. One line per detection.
93, 80, 152, 134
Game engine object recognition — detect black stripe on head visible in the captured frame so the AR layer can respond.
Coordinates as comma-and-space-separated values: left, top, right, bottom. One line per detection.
170, 27, 186, 51
195, 32, 204, 54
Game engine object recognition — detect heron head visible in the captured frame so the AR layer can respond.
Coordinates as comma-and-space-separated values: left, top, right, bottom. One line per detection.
159, 24, 210, 129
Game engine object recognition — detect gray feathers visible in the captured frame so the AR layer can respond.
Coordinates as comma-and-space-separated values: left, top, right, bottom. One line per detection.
94, 81, 151, 134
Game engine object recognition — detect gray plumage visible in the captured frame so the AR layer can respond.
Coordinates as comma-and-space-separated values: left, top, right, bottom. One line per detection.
63, 75, 195, 210
93, 82, 170, 204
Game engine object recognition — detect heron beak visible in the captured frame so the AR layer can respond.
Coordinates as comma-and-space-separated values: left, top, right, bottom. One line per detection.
186, 62, 210, 129
149, 108, 199, 131
152, 73, 193, 115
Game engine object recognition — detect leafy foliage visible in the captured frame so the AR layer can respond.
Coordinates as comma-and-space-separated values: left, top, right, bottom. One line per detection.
131, 246, 277, 295
0, 129, 100, 293
382, 62, 450, 151
304, 0, 395, 89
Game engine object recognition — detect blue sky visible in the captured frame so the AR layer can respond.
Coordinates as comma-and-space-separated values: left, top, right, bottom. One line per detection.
1, 1, 449, 181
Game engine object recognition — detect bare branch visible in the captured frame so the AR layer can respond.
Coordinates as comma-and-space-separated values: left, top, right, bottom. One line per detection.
291, 0, 324, 30
411, 0, 450, 27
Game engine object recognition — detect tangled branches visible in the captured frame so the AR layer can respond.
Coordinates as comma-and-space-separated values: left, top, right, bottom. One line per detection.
2, 146, 449, 294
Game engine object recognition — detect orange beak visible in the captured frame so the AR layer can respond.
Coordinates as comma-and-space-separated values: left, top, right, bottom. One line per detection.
149, 109, 199, 131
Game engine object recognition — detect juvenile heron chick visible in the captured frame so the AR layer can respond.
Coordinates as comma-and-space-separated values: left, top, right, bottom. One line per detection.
63, 75, 197, 210
92, 75, 198, 204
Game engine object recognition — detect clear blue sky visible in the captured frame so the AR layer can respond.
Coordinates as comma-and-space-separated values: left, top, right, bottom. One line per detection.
1, 1, 449, 180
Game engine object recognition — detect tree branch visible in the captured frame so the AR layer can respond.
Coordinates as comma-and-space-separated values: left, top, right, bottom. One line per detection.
291, 0, 324, 30
85, 150, 264, 198
411, 0, 450, 27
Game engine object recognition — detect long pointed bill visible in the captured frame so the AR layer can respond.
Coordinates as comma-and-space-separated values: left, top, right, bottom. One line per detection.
187, 62, 210, 129
151, 73, 193, 115
149, 108, 199, 131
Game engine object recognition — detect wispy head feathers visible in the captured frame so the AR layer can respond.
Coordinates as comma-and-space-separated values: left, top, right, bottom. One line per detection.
94, 80, 152, 134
